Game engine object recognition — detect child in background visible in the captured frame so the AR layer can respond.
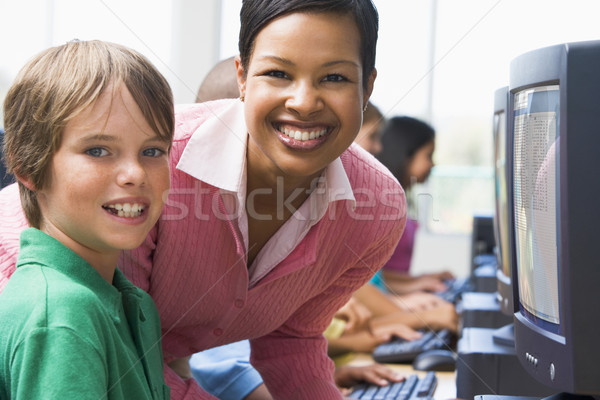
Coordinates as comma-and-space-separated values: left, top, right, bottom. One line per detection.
353, 102, 384, 156
330, 115, 459, 347
0, 40, 173, 399
376, 116, 455, 296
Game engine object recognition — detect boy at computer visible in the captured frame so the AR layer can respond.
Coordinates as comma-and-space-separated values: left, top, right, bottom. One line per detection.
0, 40, 173, 399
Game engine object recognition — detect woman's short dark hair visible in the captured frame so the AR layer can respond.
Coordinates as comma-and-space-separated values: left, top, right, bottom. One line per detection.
238, 0, 378, 88
376, 116, 435, 188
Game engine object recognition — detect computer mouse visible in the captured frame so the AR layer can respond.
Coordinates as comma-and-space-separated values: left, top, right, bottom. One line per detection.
412, 349, 457, 372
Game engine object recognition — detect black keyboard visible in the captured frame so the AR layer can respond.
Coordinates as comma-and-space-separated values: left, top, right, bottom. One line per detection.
372, 330, 452, 364
348, 371, 437, 400
437, 277, 473, 303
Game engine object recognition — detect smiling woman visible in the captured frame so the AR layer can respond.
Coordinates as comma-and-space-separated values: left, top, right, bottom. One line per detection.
121, 2, 404, 398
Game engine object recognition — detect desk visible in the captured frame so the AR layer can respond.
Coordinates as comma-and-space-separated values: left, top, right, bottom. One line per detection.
346, 353, 457, 399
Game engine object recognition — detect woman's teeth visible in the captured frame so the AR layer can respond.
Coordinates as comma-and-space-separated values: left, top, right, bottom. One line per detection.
280, 126, 328, 141
104, 203, 145, 218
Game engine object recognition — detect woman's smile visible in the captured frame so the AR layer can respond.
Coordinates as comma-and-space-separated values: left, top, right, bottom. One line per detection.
275, 123, 332, 150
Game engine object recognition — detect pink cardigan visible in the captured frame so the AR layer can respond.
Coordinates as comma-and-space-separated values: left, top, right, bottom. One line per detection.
0, 100, 406, 399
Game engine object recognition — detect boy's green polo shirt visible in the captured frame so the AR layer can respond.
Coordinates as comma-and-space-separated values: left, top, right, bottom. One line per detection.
0, 228, 170, 399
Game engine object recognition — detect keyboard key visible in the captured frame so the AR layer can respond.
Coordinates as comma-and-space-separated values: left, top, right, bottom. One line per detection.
386, 380, 406, 397
415, 371, 437, 397
373, 384, 392, 400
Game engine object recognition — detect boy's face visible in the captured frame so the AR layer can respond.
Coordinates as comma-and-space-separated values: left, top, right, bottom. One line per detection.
36, 82, 171, 263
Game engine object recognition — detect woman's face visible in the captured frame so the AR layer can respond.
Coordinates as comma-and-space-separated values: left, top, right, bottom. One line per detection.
236, 11, 376, 183
408, 140, 435, 184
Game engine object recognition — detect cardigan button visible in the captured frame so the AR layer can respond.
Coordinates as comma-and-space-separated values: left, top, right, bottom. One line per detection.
213, 328, 223, 336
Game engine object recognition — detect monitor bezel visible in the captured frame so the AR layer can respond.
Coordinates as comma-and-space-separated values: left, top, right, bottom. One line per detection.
493, 86, 515, 317
509, 40, 600, 394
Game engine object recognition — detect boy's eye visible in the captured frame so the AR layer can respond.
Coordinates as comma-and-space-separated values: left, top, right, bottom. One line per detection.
323, 74, 347, 82
85, 147, 109, 157
143, 147, 166, 157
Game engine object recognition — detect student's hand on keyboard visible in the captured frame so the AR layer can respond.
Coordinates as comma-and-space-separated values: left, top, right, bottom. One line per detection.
392, 292, 450, 312
336, 364, 405, 395
424, 270, 455, 282
328, 322, 421, 355
369, 321, 423, 343
408, 276, 448, 293
418, 302, 459, 333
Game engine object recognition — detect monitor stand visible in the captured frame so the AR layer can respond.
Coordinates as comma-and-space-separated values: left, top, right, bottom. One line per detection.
472, 262, 498, 293
492, 323, 515, 347
458, 291, 513, 330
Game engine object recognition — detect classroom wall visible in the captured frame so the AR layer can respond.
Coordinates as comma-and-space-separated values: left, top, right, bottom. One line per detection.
0, 0, 223, 109
411, 231, 471, 279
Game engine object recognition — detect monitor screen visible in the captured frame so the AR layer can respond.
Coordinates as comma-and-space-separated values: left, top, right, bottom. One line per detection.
510, 40, 600, 395
512, 85, 560, 333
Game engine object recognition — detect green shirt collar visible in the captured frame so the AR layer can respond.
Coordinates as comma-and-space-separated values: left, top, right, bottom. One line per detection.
17, 228, 143, 321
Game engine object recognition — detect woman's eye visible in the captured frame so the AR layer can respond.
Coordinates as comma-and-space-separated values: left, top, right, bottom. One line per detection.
323, 74, 347, 82
85, 147, 108, 157
265, 70, 287, 79
143, 147, 166, 157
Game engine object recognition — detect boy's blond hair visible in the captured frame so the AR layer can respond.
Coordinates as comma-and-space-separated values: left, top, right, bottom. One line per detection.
2, 40, 174, 228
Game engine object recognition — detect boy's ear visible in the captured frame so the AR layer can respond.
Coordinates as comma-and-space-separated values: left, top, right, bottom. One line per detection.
234, 55, 246, 100
15, 173, 36, 192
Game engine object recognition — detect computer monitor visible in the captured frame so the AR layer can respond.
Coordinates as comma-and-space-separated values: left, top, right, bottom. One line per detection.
510, 40, 600, 395
492, 86, 515, 317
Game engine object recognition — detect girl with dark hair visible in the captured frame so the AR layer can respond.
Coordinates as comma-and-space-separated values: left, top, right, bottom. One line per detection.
376, 116, 456, 296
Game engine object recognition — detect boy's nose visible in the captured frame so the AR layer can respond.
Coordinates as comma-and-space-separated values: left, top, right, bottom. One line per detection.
117, 158, 146, 186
